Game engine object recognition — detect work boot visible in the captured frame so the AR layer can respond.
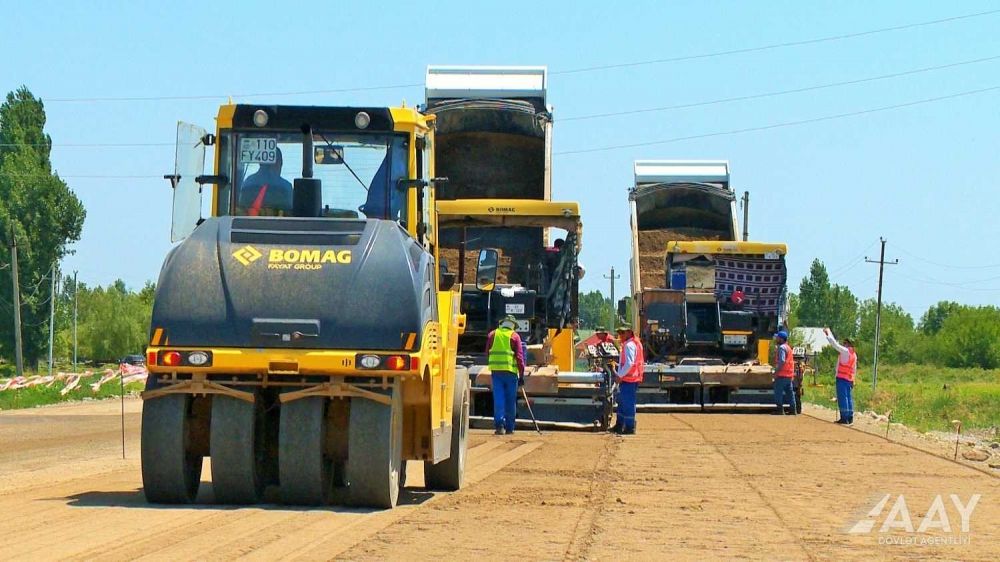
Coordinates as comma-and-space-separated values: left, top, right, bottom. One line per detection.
834, 419, 847, 425
494, 427, 506, 435
609, 421, 623, 434
771, 409, 785, 416
623, 425, 636, 435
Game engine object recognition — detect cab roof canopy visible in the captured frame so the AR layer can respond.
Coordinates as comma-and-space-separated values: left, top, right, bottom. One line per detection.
425, 66, 548, 110
633, 160, 730, 188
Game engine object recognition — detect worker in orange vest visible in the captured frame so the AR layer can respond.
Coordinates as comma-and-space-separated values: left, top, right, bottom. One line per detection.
772, 330, 797, 415
611, 324, 645, 434
824, 328, 857, 424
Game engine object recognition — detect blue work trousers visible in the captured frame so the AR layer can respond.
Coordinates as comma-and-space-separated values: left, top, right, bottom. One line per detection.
836, 378, 854, 423
773, 377, 796, 413
492, 371, 518, 432
616, 381, 638, 430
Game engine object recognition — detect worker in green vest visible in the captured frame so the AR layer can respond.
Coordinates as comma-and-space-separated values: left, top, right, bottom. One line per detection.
487, 315, 526, 435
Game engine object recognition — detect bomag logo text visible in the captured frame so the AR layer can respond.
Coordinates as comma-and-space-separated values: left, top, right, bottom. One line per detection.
266, 249, 352, 271
488, 206, 516, 213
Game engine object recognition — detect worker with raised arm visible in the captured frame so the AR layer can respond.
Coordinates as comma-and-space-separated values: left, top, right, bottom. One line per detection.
486, 315, 526, 435
824, 327, 857, 424
772, 330, 797, 415
611, 324, 645, 435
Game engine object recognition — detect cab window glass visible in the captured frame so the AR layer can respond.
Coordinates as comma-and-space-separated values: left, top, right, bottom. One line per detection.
228, 132, 409, 220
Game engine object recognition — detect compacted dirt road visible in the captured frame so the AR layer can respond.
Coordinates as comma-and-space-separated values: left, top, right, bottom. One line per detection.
1, 399, 996, 561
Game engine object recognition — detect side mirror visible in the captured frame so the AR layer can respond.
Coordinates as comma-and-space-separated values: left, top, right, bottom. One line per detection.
476, 248, 499, 292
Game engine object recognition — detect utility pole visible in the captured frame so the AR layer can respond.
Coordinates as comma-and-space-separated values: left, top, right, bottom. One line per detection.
865, 237, 898, 390
604, 266, 620, 328
48, 263, 57, 376
73, 270, 78, 373
10, 227, 24, 377
741, 191, 750, 241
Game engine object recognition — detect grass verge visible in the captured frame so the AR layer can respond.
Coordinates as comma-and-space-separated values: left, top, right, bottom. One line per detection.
802, 363, 1000, 433
0, 372, 144, 410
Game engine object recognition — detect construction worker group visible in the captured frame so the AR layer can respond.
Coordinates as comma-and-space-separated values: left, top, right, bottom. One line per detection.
487, 317, 645, 436
487, 317, 858, 434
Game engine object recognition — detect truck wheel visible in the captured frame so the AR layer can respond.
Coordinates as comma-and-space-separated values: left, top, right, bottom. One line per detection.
345, 383, 402, 508
424, 367, 469, 491
279, 397, 333, 505
210, 395, 264, 504
141, 395, 202, 503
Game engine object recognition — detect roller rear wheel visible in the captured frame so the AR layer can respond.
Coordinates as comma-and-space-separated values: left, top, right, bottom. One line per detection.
210, 395, 264, 504
424, 368, 469, 490
279, 397, 333, 505
345, 385, 402, 508
141, 395, 202, 503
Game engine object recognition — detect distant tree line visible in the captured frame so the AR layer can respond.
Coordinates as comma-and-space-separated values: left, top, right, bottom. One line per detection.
790, 259, 1000, 370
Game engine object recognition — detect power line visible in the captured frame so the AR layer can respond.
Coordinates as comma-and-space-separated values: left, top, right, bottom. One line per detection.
0, 172, 162, 179
892, 243, 1000, 270
44, 82, 423, 104
560, 54, 1000, 122
29, 9, 999, 104
0, 142, 171, 148
552, 8, 1000, 75
554, 84, 1000, 156
6, 54, 998, 150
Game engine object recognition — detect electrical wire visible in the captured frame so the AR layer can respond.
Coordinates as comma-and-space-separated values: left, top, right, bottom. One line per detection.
43, 82, 423, 104
560, 54, 1000, 122
28, 10, 999, 104
552, 8, 1000, 75
892, 243, 1000, 269
554, 84, 1000, 155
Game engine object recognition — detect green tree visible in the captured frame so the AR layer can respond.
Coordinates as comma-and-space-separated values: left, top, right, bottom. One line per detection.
796, 259, 857, 337
918, 301, 964, 335
856, 299, 915, 363
934, 306, 1000, 369
578, 290, 614, 329
0, 87, 86, 367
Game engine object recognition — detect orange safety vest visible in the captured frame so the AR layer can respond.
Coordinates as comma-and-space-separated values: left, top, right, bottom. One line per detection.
775, 343, 795, 378
836, 347, 857, 383
619, 336, 645, 383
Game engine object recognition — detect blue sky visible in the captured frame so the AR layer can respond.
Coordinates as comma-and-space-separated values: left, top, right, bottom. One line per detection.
2, 0, 998, 319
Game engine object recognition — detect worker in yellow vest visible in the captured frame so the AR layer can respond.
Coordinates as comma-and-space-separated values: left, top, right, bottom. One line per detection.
824, 328, 857, 424
487, 315, 526, 435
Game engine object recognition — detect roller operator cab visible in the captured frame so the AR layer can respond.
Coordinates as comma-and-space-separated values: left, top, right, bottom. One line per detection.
142, 105, 470, 508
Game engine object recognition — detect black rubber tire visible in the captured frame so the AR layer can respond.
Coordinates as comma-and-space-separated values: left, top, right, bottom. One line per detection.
424, 367, 469, 491
279, 397, 332, 505
210, 395, 264, 504
345, 384, 402, 508
141, 395, 202, 504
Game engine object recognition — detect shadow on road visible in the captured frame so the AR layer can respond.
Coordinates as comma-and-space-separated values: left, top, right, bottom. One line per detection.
56, 483, 436, 513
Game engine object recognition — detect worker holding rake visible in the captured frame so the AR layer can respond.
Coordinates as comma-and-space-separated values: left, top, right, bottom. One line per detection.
487, 315, 526, 435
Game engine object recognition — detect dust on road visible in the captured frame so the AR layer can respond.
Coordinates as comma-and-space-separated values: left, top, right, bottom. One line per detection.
1, 399, 996, 561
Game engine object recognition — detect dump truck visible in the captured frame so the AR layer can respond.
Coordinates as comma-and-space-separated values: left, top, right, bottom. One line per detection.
625, 160, 788, 410
141, 103, 473, 508
425, 66, 612, 429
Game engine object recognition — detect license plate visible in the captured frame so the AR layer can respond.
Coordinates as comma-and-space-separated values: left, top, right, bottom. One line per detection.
240, 138, 278, 163
505, 303, 525, 314
724, 334, 748, 345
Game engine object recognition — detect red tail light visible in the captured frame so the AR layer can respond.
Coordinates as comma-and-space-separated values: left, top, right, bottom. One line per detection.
160, 351, 182, 367
410, 356, 420, 371
386, 355, 408, 371
146, 351, 157, 366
